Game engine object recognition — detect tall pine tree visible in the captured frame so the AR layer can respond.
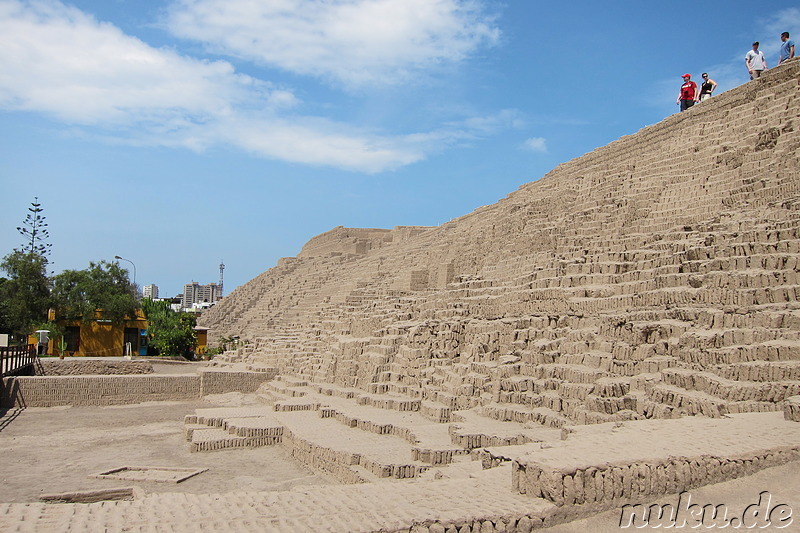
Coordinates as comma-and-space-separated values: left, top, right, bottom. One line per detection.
16, 197, 52, 258
0, 198, 53, 336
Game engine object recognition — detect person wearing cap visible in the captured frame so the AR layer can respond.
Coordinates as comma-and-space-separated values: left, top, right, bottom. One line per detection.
745, 41, 768, 79
677, 74, 698, 112
779, 32, 795, 65
699, 73, 717, 101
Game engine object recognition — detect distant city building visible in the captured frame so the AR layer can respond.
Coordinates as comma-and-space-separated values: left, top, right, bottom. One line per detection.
181, 281, 221, 310
142, 284, 159, 299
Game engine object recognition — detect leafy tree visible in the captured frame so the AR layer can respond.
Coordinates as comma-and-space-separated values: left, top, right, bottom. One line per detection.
51, 260, 138, 323
16, 197, 52, 259
0, 198, 53, 337
140, 298, 197, 358
0, 251, 51, 336
0, 277, 7, 333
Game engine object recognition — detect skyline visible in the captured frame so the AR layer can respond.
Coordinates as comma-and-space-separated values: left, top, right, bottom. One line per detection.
1, 1, 798, 296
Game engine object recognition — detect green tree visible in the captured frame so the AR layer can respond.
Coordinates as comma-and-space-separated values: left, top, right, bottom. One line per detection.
16, 197, 52, 258
0, 198, 53, 338
51, 260, 138, 323
140, 298, 197, 358
0, 251, 51, 336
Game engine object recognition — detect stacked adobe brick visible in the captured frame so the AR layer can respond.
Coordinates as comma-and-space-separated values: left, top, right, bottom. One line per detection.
200, 60, 800, 428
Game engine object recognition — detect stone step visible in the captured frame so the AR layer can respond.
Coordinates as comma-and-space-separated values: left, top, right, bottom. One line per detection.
646, 384, 781, 418
189, 428, 282, 452
661, 367, 800, 403
713, 360, 800, 382
275, 411, 431, 482
223, 416, 284, 438
512, 412, 800, 506
184, 406, 277, 427
479, 402, 570, 428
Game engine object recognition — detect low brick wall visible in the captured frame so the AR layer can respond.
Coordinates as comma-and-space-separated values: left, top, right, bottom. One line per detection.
785, 396, 800, 421
1, 375, 201, 407
1, 370, 275, 407
36, 359, 154, 376
512, 446, 800, 507
198, 368, 277, 395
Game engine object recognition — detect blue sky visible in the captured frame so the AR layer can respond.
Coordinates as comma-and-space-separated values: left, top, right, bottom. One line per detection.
1, 1, 798, 297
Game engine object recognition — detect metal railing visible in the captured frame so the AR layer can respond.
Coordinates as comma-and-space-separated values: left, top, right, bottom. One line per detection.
0, 345, 37, 378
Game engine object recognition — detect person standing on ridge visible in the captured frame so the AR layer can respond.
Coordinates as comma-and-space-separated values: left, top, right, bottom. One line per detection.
745, 41, 768, 79
699, 73, 717, 101
677, 74, 698, 111
779, 32, 795, 64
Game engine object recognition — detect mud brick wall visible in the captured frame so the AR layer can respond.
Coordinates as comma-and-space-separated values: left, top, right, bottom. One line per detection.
319, 407, 420, 445
512, 446, 800, 507
297, 226, 394, 258
359, 457, 428, 479
1, 375, 201, 407
36, 359, 154, 376
280, 427, 369, 484
411, 447, 466, 466
198, 369, 276, 395
786, 396, 800, 421
279, 425, 429, 482
189, 429, 282, 452
420, 400, 452, 423
274, 402, 322, 412
199, 61, 800, 427
1, 370, 279, 407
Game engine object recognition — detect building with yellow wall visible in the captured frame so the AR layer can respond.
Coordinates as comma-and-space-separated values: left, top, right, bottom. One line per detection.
44, 309, 148, 357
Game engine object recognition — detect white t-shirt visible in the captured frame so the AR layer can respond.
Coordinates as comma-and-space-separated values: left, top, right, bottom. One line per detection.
745, 49, 766, 70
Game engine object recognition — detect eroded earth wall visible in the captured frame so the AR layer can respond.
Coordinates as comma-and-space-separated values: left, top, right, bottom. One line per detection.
200, 61, 800, 426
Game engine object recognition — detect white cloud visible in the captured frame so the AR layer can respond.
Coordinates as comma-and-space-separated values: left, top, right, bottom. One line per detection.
763, 8, 800, 37
456, 109, 525, 134
523, 137, 547, 153
0, 0, 509, 173
225, 117, 423, 173
398, 109, 526, 155
166, 0, 500, 87
761, 8, 800, 60
0, 0, 287, 124
0, 0, 435, 172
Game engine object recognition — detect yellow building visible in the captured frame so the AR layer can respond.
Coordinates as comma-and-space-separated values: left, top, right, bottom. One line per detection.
195, 326, 209, 356
44, 309, 149, 357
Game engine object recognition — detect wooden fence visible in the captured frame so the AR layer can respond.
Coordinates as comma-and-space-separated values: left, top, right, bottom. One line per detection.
0, 344, 37, 377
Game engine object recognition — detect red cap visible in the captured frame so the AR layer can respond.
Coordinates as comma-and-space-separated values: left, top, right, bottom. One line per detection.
682, 74, 691, 78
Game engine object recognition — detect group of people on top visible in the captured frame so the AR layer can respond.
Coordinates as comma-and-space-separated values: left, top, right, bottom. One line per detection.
677, 32, 795, 112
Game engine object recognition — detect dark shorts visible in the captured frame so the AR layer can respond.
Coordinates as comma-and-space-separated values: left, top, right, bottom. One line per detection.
680, 99, 695, 112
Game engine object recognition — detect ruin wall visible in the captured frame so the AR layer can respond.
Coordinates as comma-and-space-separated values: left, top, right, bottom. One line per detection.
200, 61, 800, 426
0, 368, 276, 407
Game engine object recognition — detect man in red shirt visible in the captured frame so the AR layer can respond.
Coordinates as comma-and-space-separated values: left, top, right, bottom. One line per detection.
677, 74, 699, 112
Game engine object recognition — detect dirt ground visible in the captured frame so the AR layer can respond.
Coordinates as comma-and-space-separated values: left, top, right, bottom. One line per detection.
0, 397, 334, 503
2, 396, 800, 531
3, 362, 799, 530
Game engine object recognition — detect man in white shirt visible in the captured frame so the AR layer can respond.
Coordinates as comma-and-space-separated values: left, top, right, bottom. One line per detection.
745, 41, 768, 79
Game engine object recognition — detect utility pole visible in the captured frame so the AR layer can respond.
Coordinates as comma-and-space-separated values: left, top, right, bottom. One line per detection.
114, 255, 138, 299
218, 260, 225, 299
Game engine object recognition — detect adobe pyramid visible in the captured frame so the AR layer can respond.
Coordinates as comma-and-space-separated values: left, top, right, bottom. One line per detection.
200, 60, 800, 426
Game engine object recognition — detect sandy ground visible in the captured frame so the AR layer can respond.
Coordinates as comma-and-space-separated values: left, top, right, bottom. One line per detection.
2, 362, 799, 531
2, 398, 800, 531
0, 398, 334, 503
